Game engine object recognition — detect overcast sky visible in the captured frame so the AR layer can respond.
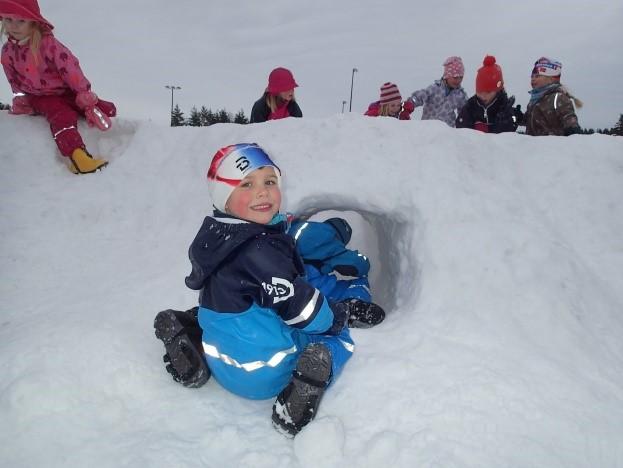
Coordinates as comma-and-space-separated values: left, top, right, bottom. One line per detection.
2, 0, 622, 129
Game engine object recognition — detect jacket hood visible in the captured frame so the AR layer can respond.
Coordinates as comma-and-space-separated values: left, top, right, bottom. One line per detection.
185, 213, 286, 290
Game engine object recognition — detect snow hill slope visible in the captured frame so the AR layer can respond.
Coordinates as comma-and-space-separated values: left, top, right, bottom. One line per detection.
1, 112, 623, 468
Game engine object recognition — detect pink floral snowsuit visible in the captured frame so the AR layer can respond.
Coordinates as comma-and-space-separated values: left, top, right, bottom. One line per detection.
1, 34, 115, 156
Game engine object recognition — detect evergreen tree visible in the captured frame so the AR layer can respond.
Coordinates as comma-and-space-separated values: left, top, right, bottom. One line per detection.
199, 106, 215, 126
217, 109, 232, 123
170, 104, 185, 127
233, 108, 249, 124
613, 114, 623, 136
188, 106, 202, 127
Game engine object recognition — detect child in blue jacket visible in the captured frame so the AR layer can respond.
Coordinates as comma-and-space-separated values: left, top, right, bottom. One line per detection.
289, 217, 385, 327
154, 143, 381, 437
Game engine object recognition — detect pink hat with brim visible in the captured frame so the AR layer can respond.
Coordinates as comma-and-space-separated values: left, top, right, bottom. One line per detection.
265, 67, 298, 95
0, 0, 54, 30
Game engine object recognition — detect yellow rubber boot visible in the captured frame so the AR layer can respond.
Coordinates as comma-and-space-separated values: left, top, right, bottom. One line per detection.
69, 148, 108, 174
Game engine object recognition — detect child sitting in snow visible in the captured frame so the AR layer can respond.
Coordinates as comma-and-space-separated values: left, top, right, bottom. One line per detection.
364, 82, 414, 120
405, 56, 468, 127
289, 216, 385, 328
250, 67, 302, 123
154, 143, 383, 437
456, 55, 521, 133
0, 0, 115, 174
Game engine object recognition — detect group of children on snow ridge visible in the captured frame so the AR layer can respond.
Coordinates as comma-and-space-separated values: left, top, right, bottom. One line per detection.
0, 0, 584, 437
243, 55, 582, 137
1, 0, 582, 173
361, 55, 582, 136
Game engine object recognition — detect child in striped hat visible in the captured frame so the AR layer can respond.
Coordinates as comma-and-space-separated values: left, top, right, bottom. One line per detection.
364, 82, 414, 120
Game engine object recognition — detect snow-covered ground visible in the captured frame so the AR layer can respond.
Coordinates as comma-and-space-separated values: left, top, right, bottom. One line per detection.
1, 112, 623, 467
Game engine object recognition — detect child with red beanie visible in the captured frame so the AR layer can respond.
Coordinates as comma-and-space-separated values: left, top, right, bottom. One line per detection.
0, 0, 116, 174
250, 67, 303, 123
364, 82, 414, 120
456, 55, 520, 133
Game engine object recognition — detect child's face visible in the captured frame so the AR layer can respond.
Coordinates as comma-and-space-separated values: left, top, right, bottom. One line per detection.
531, 74, 555, 89
476, 90, 497, 104
445, 75, 463, 89
277, 89, 294, 102
225, 166, 281, 224
387, 101, 402, 115
3, 17, 34, 41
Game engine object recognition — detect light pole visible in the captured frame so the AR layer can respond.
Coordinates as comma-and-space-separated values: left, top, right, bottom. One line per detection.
342, 100, 347, 113
349, 68, 358, 112
165, 85, 181, 126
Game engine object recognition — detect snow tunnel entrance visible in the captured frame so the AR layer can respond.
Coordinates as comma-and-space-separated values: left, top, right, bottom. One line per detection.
295, 206, 420, 314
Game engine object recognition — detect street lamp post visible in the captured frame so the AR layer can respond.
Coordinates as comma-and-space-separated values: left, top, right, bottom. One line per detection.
342, 100, 347, 113
349, 68, 358, 112
165, 85, 181, 126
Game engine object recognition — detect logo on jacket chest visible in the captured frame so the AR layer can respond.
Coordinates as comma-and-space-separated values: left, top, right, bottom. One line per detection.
262, 277, 294, 303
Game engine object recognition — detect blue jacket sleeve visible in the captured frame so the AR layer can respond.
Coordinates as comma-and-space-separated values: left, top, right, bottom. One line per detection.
289, 220, 370, 276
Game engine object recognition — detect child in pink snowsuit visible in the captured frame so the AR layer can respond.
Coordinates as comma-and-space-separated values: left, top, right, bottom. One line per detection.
0, 0, 115, 174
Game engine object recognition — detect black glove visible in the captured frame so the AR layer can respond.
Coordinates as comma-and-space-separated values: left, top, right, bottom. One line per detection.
513, 104, 524, 125
327, 301, 349, 335
333, 264, 359, 276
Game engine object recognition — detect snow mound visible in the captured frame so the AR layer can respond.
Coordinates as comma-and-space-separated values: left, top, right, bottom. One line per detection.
1, 111, 623, 467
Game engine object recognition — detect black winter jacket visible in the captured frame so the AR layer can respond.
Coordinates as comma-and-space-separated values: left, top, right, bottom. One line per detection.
456, 90, 518, 133
250, 94, 303, 123
185, 212, 338, 332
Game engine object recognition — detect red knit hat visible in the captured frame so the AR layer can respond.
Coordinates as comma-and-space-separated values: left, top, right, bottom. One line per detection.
266, 67, 298, 95
379, 82, 401, 105
0, 0, 53, 30
476, 55, 503, 93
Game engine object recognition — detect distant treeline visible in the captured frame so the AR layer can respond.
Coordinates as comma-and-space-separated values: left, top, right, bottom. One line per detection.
170, 104, 248, 126
1, 101, 621, 135
577, 115, 622, 135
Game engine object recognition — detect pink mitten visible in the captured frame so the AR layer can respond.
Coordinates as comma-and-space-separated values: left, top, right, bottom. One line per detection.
402, 99, 415, 114
76, 91, 112, 131
9, 95, 34, 115
84, 106, 112, 131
